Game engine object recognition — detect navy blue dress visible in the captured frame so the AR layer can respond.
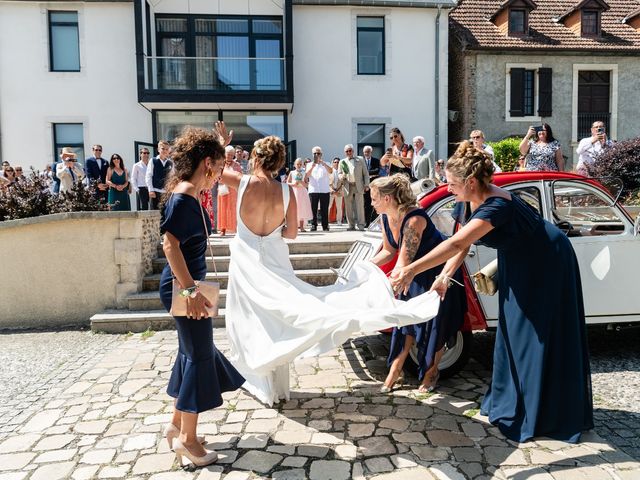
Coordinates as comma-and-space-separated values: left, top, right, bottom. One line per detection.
159, 194, 245, 414
384, 209, 466, 381
459, 195, 593, 443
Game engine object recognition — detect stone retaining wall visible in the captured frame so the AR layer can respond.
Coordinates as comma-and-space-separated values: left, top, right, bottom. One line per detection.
0, 211, 160, 329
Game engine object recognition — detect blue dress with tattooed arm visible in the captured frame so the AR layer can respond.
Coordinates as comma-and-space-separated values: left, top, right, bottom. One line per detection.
457, 194, 593, 443
383, 209, 466, 381
159, 193, 245, 414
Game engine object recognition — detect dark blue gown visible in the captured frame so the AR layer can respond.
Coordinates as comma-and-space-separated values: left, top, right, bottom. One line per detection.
384, 209, 466, 381
159, 194, 245, 414
459, 195, 593, 443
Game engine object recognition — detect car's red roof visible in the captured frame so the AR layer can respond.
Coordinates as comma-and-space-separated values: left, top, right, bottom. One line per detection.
420, 171, 612, 207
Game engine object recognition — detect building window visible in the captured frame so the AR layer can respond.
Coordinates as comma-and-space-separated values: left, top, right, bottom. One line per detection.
508, 9, 527, 35
49, 11, 80, 72
582, 10, 600, 36
357, 17, 385, 75
53, 123, 84, 161
357, 124, 385, 159
155, 111, 285, 149
154, 15, 284, 91
522, 70, 534, 116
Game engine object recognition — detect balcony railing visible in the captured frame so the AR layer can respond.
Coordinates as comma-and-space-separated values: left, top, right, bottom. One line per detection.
577, 112, 610, 140
144, 56, 286, 92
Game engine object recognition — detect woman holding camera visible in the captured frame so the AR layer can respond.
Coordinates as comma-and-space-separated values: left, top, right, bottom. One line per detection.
380, 127, 414, 179
159, 127, 244, 468
519, 123, 564, 171
391, 141, 592, 443
106, 154, 131, 211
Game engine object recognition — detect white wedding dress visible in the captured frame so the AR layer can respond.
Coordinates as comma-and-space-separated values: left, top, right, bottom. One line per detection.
225, 175, 441, 406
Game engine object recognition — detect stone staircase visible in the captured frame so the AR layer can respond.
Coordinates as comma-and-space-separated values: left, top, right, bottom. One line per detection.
90, 232, 358, 333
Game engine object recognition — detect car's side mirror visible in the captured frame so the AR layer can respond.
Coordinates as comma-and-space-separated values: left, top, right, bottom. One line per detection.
634, 213, 640, 237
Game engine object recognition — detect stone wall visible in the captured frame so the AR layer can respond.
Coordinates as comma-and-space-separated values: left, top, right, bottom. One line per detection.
0, 211, 160, 329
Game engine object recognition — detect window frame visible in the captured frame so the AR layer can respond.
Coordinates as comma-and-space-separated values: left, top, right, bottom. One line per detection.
52, 123, 84, 162
356, 16, 385, 76
356, 123, 386, 159
581, 10, 600, 37
508, 8, 528, 36
505, 63, 544, 122
48, 10, 80, 72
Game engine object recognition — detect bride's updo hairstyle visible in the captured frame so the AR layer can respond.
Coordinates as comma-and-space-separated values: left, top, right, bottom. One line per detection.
162, 127, 224, 202
252, 136, 286, 174
370, 173, 417, 215
446, 140, 495, 191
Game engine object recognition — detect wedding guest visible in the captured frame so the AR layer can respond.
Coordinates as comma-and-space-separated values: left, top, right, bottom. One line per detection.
13, 166, 26, 182
411, 136, 436, 181
287, 157, 313, 232
329, 157, 345, 225
392, 141, 592, 443
2, 166, 16, 187
520, 123, 564, 171
146, 140, 173, 210
370, 174, 465, 393
1, 160, 10, 179
106, 154, 131, 211
56, 147, 85, 194
85, 144, 109, 202
470, 130, 501, 173
217, 146, 242, 236
307, 146, 332, 231
575, 120, 613, 176
380, 127, 414, 178
131, 148, 150, 210
339, 144, 369, 231
159, 127, 244, 468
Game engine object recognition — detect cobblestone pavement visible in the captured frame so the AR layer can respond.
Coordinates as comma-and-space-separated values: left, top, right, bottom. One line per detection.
0, 327, 638, 480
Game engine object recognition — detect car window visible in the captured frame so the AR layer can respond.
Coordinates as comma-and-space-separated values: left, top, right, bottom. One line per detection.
511, 186, 542, 215
552, 182, 625, 236
430, 199, 457, 236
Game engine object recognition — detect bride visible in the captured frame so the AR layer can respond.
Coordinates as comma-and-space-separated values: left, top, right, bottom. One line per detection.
214, 123, 440, 406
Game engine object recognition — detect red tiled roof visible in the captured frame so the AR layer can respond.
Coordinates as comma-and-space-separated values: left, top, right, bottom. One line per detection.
450, 0, 640, 52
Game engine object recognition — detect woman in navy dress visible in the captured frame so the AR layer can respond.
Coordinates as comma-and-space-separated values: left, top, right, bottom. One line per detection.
392, 142, 593, 443
159, 127, 244, 467
369, 175, 465, 393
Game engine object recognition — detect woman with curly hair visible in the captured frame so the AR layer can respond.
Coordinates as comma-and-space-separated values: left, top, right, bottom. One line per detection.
214, 124, 440, 406
392, 141, 592, 443
369, 174, 465, 394
159, 126, 245, 468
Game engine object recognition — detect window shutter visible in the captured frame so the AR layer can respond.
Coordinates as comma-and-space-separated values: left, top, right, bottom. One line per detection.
538, 68, 553, 117
509, 68, 525, 117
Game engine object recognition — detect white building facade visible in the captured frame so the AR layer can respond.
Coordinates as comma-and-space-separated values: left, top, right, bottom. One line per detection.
0, 0, 453, 176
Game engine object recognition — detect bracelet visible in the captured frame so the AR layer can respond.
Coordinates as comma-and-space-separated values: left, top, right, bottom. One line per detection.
435, 274, 464, 288
178, 284, 200, 298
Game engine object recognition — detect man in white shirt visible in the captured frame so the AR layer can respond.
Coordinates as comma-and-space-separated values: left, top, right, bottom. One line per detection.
307, 146, 333, 231
470, 130, 502, 173
575, 121, 613, 176
131, 148, 150, 210
145, 140, 173, 210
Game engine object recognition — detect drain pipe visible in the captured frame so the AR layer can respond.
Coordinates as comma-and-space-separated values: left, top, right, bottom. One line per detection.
434, 4, 442, 161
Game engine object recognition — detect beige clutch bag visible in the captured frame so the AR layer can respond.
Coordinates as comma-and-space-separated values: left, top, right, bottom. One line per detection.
170, 279, 219, 317
472, 258, 498, 296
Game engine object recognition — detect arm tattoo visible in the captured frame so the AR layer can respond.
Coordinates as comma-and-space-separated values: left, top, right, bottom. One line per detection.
401, 223, 421, 264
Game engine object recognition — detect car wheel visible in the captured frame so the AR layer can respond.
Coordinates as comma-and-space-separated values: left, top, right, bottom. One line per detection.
403, 330, 473, 379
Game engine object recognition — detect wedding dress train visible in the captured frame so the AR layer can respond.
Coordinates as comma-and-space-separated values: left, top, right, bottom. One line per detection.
225, 175, 440, 406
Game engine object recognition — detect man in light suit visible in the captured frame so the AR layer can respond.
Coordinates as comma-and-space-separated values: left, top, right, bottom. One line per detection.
339, 144, 370, 231
411, 136, 436, 181
56, 147, 85, 194
84, 144, 109, 202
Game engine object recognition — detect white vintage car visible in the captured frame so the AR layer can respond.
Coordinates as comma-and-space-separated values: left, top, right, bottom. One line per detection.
338, 172, 640, 377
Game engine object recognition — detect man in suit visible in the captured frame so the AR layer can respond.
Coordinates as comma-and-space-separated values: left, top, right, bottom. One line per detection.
84, 144, 109, 202
411, 136, 436, 181
362, 145, 380, 227
56, 147, 85, 194
145, 140, 173, 210
339, 144, 370, 231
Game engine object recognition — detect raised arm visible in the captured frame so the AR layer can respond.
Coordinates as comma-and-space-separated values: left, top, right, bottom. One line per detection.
520, 127, 535, 155
220, 166, 242, 190
391, 217, 494, 295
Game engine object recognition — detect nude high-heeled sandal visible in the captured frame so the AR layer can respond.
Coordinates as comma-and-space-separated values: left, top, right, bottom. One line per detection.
173, 438, 218, 468
163, 423, 206, 450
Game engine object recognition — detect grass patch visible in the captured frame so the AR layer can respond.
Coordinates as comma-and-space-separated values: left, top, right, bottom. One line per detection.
363, 392, 372, 404
226, 402, 237, 412
463, 408, 480, 418
414, 392, 434, 401
141, 327, 155, 339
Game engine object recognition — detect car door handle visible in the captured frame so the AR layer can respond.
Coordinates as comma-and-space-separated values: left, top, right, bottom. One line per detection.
467, 251, 476, 257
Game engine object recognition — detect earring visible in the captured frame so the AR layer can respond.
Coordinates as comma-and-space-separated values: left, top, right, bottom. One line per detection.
205, 166, 214, 179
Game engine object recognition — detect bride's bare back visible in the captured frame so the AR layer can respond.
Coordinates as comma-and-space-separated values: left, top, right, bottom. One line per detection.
240, 177, 289, 236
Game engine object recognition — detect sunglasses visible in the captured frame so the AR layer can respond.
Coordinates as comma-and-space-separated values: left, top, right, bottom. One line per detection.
390, 135, 398, 139
313, 152, 322, 155
141, 151, 150, 155
470, 136, 481, 140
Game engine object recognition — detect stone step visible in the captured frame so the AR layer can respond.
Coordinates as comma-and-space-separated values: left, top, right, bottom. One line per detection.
152, 253, 346, 274
127, 290, 229, 311
156, 239, 354, 257
142, 269, 338, 291
90, 309, 226, 333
